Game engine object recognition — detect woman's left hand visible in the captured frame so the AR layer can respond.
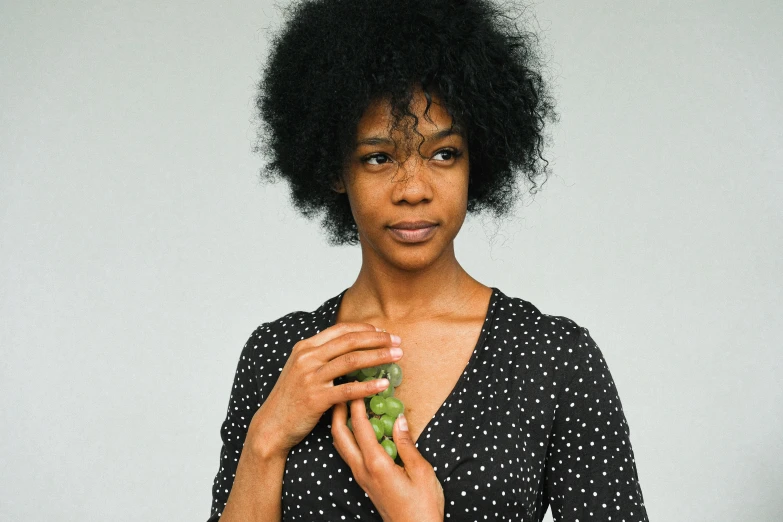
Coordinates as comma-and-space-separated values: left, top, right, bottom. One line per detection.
331, 399, 445, 522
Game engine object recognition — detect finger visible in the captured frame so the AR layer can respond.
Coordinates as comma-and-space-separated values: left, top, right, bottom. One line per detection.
316, 330, 401, 364
318, 344, 403, 382
392, 413, 424, 473
309, 322, 380, 348
326, 377, 390, 406
350, 399, 393, 471
331, 400, 348, 428
331, 402, 363, 468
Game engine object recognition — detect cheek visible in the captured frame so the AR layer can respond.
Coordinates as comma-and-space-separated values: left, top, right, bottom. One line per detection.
451, 200, 469, 227
345, 186, 383, 225
446, 176, 470, 211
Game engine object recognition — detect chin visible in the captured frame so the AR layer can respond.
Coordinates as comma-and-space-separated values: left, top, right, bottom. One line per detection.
389, 242, 453, 272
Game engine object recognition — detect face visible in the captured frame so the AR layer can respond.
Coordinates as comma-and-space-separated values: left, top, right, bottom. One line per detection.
333, 87, 470, 272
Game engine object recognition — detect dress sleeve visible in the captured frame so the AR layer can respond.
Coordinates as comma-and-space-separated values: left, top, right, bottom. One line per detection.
544, 325, 649, 521
206, 326, 264, 522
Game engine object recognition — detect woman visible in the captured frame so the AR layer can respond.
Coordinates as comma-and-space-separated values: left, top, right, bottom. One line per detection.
208, 0, 649, 520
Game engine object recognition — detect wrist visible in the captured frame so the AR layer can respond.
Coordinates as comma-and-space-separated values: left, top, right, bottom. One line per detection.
418, 505, 444, 522
395, 514, 442, 522
246, 434, 290, 462
246, 413, 292, 462
390, 508, 442, 522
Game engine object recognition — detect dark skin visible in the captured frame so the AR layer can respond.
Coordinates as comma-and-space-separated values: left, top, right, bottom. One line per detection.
224, 87, 491, 522
329, 85, 493, 520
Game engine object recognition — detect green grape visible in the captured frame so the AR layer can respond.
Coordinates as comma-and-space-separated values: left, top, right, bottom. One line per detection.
384, 397, 404, 418
379, 414, 395, 437
342, 361, 405, 466
379, 383, 395, 398
387, 363, 403, 387
369, 395, 387, 415
360, 366, 378, 378
369, 417, 384, 441
381, 439, 397, 460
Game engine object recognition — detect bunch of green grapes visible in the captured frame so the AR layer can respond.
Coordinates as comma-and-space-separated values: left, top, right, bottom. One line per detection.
345, 363, 404, 462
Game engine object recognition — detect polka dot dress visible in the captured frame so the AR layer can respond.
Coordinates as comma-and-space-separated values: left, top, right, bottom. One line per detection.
207, 288, 649, 521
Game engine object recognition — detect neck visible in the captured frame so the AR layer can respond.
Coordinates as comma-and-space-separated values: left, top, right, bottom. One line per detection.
344, 242, 484, 324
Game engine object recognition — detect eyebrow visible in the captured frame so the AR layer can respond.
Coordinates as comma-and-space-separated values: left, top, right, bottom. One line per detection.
355, 127, 463, 147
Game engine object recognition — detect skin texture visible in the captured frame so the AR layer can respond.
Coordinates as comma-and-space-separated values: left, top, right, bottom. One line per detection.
331, 400, 445, 522
246, 323, 402, 458
333, 86, 471, 276
221, 90, 480, 522
325, 86, 490, 520
220, 323, 405, 522
332, 86, 490, 328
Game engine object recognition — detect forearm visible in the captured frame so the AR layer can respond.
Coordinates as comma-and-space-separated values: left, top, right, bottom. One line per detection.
219, 443, 288, 522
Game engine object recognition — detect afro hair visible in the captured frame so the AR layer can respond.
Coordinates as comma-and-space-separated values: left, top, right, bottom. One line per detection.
254, 0, 558, 245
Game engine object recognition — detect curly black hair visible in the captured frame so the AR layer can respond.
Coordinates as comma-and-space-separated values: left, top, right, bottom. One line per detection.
254, 0, 558, 246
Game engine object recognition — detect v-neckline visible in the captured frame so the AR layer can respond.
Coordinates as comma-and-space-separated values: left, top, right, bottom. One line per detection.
327, 287, 501, 446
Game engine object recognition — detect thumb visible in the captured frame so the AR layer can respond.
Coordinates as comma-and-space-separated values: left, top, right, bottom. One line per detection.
392, 413, 421, 466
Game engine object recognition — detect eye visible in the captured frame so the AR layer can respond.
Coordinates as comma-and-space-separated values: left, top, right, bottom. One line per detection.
432, 148, 462, 162
363, 153, 393, 166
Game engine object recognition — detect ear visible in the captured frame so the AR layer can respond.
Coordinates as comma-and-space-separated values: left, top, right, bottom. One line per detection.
331, 176, 346, 194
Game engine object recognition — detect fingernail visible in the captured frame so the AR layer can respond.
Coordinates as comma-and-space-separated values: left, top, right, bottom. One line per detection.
377, 378, 389, 389
389, 347, 403, 360
375, 327, 382, 332
390, 334, 401, 346
397, 413, 408, 431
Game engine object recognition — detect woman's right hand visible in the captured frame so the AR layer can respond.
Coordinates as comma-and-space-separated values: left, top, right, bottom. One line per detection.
245, 323, 403, 458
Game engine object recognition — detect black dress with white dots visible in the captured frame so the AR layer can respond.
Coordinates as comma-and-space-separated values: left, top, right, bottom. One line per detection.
207, 288, 649, 521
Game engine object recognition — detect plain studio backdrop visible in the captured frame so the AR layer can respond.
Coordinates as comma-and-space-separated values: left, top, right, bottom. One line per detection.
1, 1, 781, 520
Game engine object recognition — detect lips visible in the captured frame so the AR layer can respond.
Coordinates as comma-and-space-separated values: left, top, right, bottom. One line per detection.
387, 223, 438, 243
388, 221, 438, 230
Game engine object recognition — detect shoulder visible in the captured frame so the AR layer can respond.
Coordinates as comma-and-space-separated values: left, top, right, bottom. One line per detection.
241, 290, 345, 363
491, 288, 599, 368
492, 288, 585, 340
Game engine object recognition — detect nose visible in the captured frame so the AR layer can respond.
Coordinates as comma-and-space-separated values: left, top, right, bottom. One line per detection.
390, 155, 434, 205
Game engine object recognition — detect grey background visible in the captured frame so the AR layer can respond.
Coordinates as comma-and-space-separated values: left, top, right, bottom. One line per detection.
1, 1, 781, 520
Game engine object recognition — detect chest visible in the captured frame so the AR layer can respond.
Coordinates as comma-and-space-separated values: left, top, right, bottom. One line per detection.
385, 323, 481, 444
343, 317, 485, 445
283, 391, 540, 521
280, 328, 549, 521
332, 286, 496, 444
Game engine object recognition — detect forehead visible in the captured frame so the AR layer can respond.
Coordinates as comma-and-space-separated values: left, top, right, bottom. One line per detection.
355, 90, 460, 140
